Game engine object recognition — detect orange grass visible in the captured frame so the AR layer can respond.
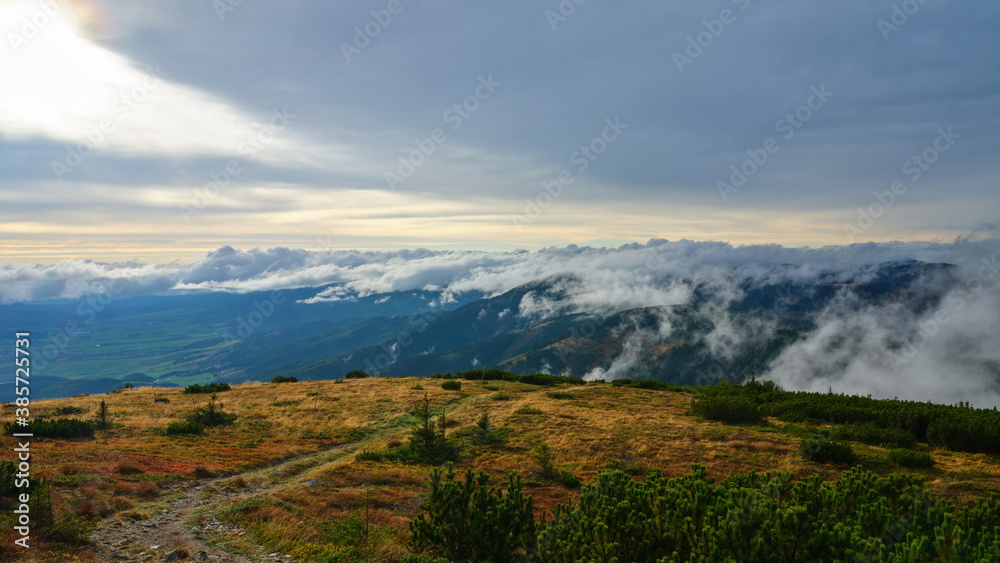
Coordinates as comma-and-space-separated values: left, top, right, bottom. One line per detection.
18, 377, 1000, 560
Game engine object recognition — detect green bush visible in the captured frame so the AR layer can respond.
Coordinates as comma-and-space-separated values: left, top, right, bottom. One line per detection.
56, 406, 87, 415
186, 394, 237, 427
491, 393, 511, 401
5, 418, 95, 439
345, 370, 370, 379
799, 439, 856, 464
355, 450, 385, 462
300, 430, 332, 440
399, 555, 449, 563
183, 382, 231, 394
833, 422, 916, 448
271, 400, 300, 407
708, 380, 1000, 455
0, 461, 53, 525
530, 443, 557, 479
454, 369, 584, 387
318, 512, 372, 549
365, 395, 458, 465
556, 470, 582, 489
546, 392, 577, 400
166, 420, 203, 435
691, 394, 761, 424
533, 464, 1000, 562
458, 368, 507, 381
48, 513, 97, 546
409, 466, 535, 562
168, 394, 236, 436
888, 449, 935, 468
519, 373, 584, 386
407, 461, 1000, 562
441, 380, 462, 391
271, 376, 298, 383
611, 379, 691, 393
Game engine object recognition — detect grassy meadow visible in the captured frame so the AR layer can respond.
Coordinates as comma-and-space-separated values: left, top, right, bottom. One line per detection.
5, 377, 1000, 560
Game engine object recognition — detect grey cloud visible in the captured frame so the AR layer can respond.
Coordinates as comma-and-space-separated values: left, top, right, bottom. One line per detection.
3, 238, 998, 407
4, 238, 998, 304
76, 1, 1000, 201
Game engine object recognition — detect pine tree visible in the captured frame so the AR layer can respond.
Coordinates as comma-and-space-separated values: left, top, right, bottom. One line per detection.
406, 394, 456, 464
530, 442, 556, 479
409, 394, 437, 455
95, 399, 111, 430
475, 412, 493, 444
410, 464, 535, 562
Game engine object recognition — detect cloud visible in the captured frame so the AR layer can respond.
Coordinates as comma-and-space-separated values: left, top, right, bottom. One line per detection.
763, 268, 1000, 408
2, 238, 998, 405
584, 327, 656, 383
4, 238, 999, 304
0, 0, 352, 172
3, 1, 999, 259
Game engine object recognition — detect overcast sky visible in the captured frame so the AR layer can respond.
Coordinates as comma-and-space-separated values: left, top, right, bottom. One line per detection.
1, 0, 998, 263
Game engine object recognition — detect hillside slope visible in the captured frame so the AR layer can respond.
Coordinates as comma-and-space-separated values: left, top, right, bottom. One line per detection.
6, 377, 1000, 561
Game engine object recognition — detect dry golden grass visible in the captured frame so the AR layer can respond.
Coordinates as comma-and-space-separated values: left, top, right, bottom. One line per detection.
20, 377, 1000, 559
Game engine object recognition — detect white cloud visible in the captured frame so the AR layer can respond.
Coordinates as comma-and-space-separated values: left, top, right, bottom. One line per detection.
763, 268, 1000, 407
4, 238, 998, 306
0, 1, 352, 171
2, 238, 998, 405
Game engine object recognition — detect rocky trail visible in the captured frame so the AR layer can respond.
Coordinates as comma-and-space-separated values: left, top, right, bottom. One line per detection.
89, 444, 356, 563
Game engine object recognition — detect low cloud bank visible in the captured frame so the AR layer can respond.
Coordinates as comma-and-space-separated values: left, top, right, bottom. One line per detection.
3, 238, 997, 405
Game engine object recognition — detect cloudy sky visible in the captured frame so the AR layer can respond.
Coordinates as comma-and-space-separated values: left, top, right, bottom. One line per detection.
1, 0, 998, 264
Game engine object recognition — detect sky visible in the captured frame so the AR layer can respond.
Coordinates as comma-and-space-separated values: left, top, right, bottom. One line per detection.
0, 0, 998, 264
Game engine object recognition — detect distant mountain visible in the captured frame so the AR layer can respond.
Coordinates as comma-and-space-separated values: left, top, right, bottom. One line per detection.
0, 285, 474, 400
246, 261, 961, 386
0, 261, 967, 400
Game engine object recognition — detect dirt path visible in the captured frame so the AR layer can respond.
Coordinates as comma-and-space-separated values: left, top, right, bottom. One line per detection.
90, 444, 357, 563
88, 393, 475, 562
93, 478, 256, 563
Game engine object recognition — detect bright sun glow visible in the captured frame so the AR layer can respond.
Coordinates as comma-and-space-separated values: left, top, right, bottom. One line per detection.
0, 0, 345, 168
0, 0, 128, 140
